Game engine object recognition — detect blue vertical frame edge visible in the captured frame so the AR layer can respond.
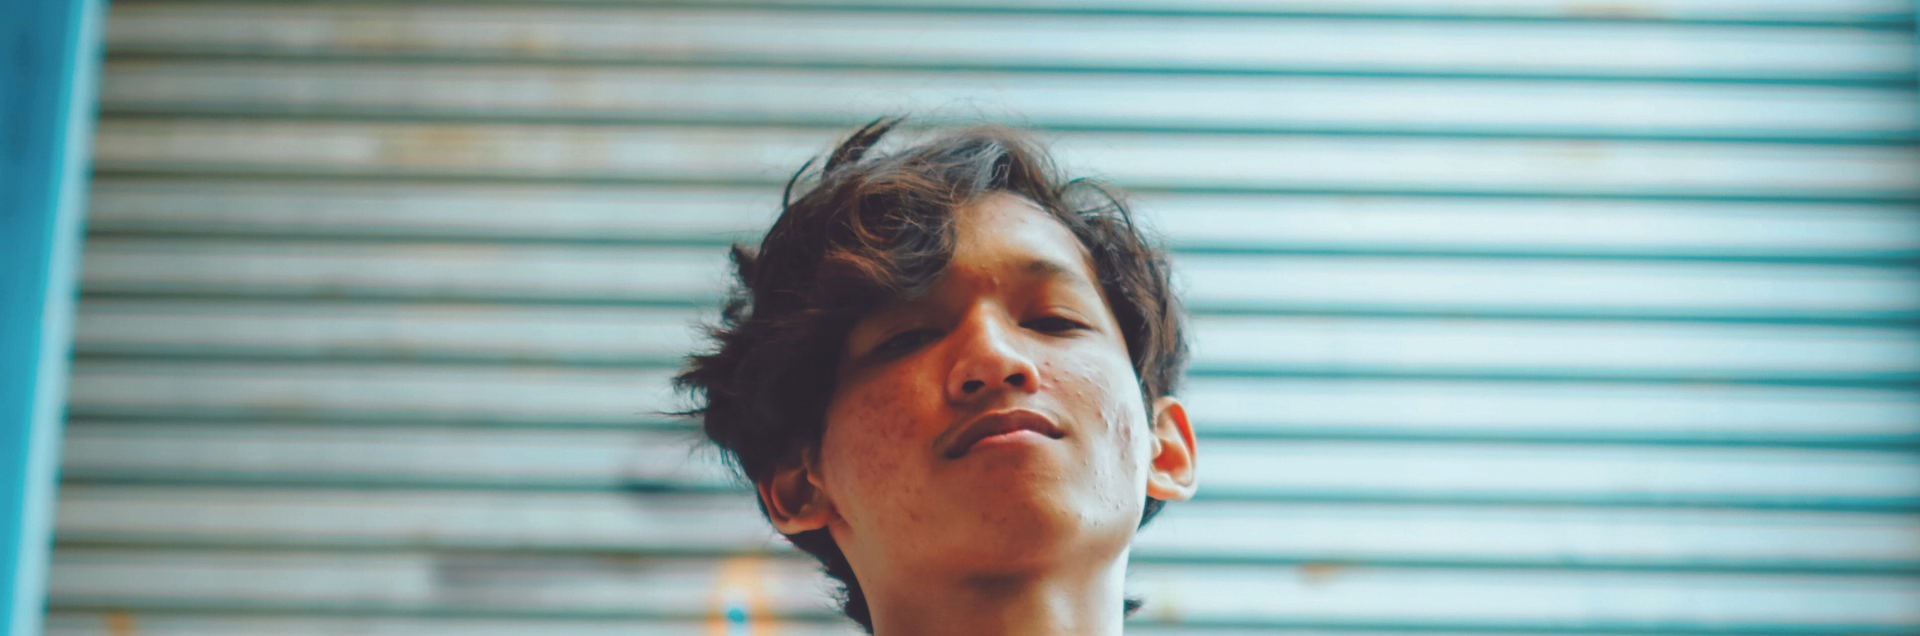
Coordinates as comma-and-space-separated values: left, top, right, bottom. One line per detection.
0, 0, 105, 634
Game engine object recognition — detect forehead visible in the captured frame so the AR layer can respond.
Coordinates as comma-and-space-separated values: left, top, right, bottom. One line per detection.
949, 192, 1091, 280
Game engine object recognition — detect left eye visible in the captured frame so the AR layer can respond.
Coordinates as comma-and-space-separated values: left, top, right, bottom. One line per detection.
1023, 317, 1086, 333
871, 328, 942, 357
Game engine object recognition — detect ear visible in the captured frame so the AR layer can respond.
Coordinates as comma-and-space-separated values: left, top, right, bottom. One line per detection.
755, 452, 839, 534
1145, 396, 1198, 502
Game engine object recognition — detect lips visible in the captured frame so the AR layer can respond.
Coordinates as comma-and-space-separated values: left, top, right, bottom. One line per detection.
942, 409, 1065, 459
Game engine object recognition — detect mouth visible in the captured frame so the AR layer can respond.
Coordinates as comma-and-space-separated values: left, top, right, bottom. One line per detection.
942, 409, 1066, 459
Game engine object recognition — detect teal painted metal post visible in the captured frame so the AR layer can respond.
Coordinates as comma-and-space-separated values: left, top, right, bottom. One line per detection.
1, 0, 104, 633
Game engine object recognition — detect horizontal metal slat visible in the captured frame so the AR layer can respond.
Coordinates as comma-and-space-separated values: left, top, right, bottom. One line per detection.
65, 359, 1920, 444
58, 424, 732, 492
67, 360, 681, 425
1180, 377, 1920, 444
84, 181, 1920, 261
749, 0, 1920, 24
46, 548, 1920, 629
1144, 193, 1920, 262
95, 60, 1920, 142
54, 487, 784, 554
70, 300, 1920, 385
57, 422, 1920, 508
91, 120, 1920, 199
1174, 253, 1920, 322
45, 614, 859, 636
1136, 500, 1920, 570
1198, 441, 1920, 507
78, 238, 730, 306
101, 5, 1919, 81
1122, 562, 1920, 629
53, 486, 1920, 570
77, 237, 1920, 322
1188, 316, 1919, 383
111, 0, 1920, 23
71, 299, 709, 367
47, 548, 834, 618
89, 180, 781, 245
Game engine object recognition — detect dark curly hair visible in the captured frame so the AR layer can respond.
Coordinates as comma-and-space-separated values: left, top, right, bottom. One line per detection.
675, 118, 1189, 632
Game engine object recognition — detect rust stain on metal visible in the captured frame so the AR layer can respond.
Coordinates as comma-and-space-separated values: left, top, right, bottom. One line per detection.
380, 126, 489, 168
1150, 581, 1183, 625
105, 611, 138, 636
333, 14, 411, 51
1299, 561, 1351, 585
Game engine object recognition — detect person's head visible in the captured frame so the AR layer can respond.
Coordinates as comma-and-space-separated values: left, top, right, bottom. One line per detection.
677, 118, 1197, 631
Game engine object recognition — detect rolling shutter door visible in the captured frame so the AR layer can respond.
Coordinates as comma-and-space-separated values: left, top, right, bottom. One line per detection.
49, 1, 1920, 634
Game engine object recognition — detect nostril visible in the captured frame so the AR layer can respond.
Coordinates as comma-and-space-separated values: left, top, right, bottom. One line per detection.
962, 379, 985, 393
1006, 373, 1025, 387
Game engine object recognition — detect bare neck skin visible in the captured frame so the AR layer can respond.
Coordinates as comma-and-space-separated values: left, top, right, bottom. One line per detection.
863, 548, 1132, 636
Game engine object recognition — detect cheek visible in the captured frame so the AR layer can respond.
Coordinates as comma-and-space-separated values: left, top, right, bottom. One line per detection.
818, 370, 937, 515
1047, 348, 1152, 465
1101, 373, 1153, 475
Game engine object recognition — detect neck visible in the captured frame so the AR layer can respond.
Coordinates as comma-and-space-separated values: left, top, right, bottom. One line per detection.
864, 550, 1131, 636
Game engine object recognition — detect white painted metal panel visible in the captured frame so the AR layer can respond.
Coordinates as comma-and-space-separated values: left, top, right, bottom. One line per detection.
78, 239, 734, 304
53, 487, 1920, 566
67, 300, 1920, 379
76, 238, 1920, 315
100, 6, 1917, 79
1188, 316, 1920, 379
1180, 378, 1920, 440
1140, 194, 1920, 256
60, 424, 738, 490
66, 360, 679, 424
1175, 255, 1920, 317
64, 359, 1920, 440
71, 300, 713, 364
92, 120, 1920, 197
44, 614, 862, 636
88, 181, 785, 242
46, 548, 1920, 626
97, 61, 1920, 139
47, 549, 834, 615
1124, 563, 1920, 626
57, 423, 1920, 505
606, 0, 1915, 22
59, 0, 1920, 632
86, 182, 1920, 256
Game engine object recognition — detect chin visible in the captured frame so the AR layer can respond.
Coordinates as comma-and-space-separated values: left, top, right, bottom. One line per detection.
936, 479, 1144, 571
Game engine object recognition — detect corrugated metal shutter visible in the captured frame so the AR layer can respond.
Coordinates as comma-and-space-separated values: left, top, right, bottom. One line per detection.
48, 1, 1920, 634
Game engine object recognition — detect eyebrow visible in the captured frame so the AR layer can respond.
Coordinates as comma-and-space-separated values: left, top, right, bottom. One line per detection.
854, 255, 1096, 343
872, 256, 1093, 317
1023, 257, 1094, 287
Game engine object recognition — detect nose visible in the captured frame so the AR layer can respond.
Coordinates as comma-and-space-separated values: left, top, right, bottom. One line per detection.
944, 310, 1042, 404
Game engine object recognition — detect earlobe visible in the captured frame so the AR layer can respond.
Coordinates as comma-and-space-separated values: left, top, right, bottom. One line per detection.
1145, 396, 1199, 502
756, 455, 838, 534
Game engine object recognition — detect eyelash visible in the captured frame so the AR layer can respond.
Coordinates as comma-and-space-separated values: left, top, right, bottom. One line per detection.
869, 317, 1088, 357
871, 329, 941, 357
1022, 316, 1088, 333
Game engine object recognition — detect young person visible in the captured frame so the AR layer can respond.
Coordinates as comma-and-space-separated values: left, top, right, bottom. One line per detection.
678, 118, 1199, 636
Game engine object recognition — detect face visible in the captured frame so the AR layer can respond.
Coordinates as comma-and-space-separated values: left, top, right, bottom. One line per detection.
809, 193, 1158, 581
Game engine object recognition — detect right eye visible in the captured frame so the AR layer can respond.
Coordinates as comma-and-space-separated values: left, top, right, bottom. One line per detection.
871, 329, 941, 358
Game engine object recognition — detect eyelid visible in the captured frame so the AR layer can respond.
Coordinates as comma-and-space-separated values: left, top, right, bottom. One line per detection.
1024, 315, 1090, 331
869, 327, 941, 357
